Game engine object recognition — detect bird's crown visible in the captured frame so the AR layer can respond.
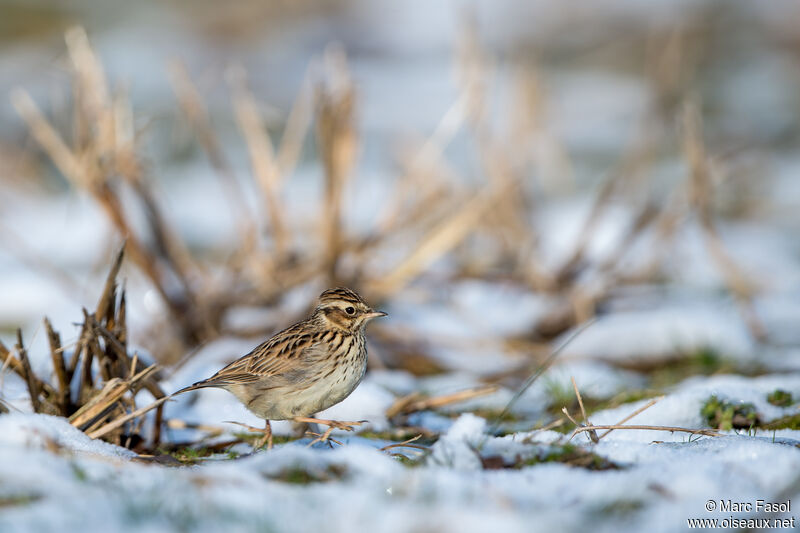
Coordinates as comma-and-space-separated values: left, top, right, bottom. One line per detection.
317, 287, 366, 307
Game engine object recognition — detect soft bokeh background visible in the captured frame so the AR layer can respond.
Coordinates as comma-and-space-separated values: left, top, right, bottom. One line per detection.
2, 1, 800, 532
3, 0, 799, 357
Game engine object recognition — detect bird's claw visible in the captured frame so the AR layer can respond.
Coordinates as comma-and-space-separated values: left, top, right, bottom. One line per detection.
293, 417, 367, 446
305, 429, 343, 448
224, 420, 273, 450
328, 420, 366, 432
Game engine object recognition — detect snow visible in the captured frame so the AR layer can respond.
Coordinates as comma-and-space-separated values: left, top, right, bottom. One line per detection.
0, 413, 135, 459
590, 374, 800, 443
8, 327, 796, 533
561, 303, 756, 364
3, 401, 800, 533
428, 413, 486, 470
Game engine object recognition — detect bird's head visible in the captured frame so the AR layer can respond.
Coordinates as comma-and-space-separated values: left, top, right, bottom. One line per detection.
315, 287, 387, 332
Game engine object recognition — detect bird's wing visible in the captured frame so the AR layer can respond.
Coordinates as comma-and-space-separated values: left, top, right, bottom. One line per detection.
198, 325, 326, 387
246, 335, 323, 377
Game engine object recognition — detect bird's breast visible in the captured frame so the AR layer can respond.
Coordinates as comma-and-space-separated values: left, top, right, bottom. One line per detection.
246, 335, 368, 420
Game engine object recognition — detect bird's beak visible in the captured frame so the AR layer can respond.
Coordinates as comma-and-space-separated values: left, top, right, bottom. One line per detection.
364, 310, 388, 320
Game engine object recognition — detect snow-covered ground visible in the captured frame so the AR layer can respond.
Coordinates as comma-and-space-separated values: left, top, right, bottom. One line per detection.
2, 379, 800, 533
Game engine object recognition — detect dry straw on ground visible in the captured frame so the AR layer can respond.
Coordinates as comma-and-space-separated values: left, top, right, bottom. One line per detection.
0, 246, 166, 451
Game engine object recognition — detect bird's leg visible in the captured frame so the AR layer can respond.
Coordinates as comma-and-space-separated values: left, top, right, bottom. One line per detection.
255, 420, 273, 450
225, 420, 273, 450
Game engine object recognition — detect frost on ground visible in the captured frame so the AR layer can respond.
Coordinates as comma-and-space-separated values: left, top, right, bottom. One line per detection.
4, 260, 800, 532
5, 349, 800, 533
2, 376, 800, 533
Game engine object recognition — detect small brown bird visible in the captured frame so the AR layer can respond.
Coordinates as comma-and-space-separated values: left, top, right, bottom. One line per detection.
174, 287, 386, 449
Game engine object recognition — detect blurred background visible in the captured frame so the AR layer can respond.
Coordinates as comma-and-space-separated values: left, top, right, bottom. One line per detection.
1, 0, 800, 442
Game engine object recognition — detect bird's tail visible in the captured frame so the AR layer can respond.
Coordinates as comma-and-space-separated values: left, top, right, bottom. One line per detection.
172, 379, 218, 396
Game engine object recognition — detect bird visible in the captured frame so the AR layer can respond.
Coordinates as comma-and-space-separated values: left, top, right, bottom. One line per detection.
173, 287, 386, 449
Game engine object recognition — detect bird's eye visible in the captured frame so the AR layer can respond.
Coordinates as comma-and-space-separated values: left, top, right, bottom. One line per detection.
345, 306, 355, 315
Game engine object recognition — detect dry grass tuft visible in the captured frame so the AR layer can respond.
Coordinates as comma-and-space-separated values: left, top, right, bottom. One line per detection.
0, 245, 166, 452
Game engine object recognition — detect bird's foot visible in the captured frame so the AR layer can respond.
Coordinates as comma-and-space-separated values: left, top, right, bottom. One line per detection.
305, 428, 343, 448
293, 417, 366, 447
225, 420, 273, 450
293, 417, 366, 433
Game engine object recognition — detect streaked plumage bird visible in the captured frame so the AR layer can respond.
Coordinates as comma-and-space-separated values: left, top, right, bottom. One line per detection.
174, 287, 386, 448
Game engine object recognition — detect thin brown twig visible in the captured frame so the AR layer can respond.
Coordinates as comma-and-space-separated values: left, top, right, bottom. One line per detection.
166, 418, 226, 436
69, 364, 158, 429
316, 45, 357, 282
520, 419, 567, 444
44, 318, 69, 413
167, 61, 255, 238
682, 102, 766, 341
386, 385, 499, 418
570, 376, 598, 443
571, 424, 722, 439
87, 396, 171, 440
14, 79, 209, 347
11, 89, 85, 185
0, 340, 23, 376
599, 396, 663, 440
276, 65, 313, 177
370, 184, 507, 297
230, 66, 290, 259
379, 434, 427, 452
16, 330, 42, 412
561, 407, 581, 428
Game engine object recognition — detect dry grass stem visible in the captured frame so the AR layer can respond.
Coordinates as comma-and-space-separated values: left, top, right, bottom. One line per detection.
598, 397, 663, 439
167, 61, 254, 239
570, 377, 599, 443
379, 434, 427, 453
386, 385, 499, 418
0, 243, 168, 450
11, 89, 85, 185
561, 407, 581, 427
276, 67, 314, 177
572, 424, 722, 439
682, 102, 766, 341
316, 45, 358, 281
87, 396, 171, 440
69, 365, 158, 430
532, 418, 567, 434
16, 331, 42, 413
166, 419, 226, 437
230, 66, 290, 259
0, 341, 25, 382
370, 184, 506, 296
